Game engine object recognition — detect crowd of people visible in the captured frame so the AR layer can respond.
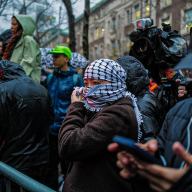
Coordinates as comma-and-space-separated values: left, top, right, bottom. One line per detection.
0, 14, 192, 192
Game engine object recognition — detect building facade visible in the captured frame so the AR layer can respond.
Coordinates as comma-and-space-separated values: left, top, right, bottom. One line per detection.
75, 0, 192, 61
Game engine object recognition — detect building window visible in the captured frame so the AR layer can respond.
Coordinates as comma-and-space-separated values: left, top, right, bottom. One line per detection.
90, 30, 94, 41
145, 0, 150, 17
161, 0, 172, 9
133, 3, 141, 20
95, 27, 100, 39
127, 9, 132, 25
184, 9, 192, 32
112, 17, 116, 31
95, 46, 100, 58
111, 40, 116, 56
108, 20, 111, 29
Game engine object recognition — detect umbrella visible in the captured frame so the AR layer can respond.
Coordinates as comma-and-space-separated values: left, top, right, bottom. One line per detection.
70, 52, 89, 69
40, 48, 53, 68
174, 53, 192, 70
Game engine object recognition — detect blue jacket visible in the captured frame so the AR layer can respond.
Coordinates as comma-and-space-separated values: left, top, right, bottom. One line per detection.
48, 67, 83, 135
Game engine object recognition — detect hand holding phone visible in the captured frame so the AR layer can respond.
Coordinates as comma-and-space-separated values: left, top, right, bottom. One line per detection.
113, 136, 161, 165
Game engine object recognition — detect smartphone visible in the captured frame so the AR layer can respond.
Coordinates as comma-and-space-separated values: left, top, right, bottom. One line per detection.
112, 136, 161, 164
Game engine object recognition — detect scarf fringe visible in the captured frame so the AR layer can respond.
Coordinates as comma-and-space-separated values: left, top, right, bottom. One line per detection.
125, 92, 143, 142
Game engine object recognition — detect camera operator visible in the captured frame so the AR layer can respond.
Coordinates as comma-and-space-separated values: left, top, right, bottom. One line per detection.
129, 18, 188, 111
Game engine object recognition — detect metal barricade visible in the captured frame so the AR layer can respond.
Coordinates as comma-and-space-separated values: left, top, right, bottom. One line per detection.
0, 161, 56, 192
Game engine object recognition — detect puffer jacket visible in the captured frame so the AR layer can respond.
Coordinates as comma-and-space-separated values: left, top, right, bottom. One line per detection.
47, 67, 83, 135
0, 60, 51, 171
158, 97, 192, 168
137, 90, 163, 139
117, 55, 163, 141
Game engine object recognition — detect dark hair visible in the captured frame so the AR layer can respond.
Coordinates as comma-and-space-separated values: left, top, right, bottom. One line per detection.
0, 29, 12, 53
3, 17, 23, 60
116, 55, 150, 96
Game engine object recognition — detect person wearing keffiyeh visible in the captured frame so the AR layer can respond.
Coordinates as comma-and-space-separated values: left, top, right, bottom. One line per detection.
58, 59, 143, 192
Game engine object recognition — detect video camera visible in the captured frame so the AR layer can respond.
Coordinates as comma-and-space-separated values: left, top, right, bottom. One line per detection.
129, 18, 189, 109
129, 18, 187, 83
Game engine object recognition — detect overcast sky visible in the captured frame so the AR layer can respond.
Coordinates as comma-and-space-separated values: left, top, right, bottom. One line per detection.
73, 0, 102, 17
0, 0, 102, 32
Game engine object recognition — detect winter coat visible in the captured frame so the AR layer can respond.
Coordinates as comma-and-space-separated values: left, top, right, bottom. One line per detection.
158, 98, 192, 168
10, 15, 41, 82
0, 60, 51, 171
137, 90, 162, 140
59, 98, 138, 192
47, 67, 83, 135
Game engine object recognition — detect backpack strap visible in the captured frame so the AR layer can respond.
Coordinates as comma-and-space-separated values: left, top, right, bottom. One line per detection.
73, 74, 79, 87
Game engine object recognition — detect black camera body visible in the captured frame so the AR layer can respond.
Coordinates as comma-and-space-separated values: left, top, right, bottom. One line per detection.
129, 18, 187, 83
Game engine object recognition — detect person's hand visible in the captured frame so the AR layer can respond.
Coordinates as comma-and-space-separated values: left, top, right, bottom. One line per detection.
136, 142, 192, 192
107, 139, 158, 179
172, 142, 192, 166
137, 163, 187, 192
71, 89, 83, 103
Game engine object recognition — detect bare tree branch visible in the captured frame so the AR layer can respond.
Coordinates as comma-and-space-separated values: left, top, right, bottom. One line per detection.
62, 0, 76, 51
0, 0, 10, 16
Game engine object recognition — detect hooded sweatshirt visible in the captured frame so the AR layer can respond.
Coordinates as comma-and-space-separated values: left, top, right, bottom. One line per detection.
10, 15, 41, 82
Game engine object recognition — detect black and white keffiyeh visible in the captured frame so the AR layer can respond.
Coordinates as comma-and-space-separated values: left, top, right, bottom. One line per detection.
70, 52, 88, 69
82, 59, 143, 141
40, 48, 53, 68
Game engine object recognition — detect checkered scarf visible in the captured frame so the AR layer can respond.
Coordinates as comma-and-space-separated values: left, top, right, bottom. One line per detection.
83, 59, 143, 141
70, 52, 88, 69
40, 48, 53, 68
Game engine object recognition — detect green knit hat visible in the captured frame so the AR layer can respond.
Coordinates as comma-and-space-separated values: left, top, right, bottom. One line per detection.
49, 45, 72, 59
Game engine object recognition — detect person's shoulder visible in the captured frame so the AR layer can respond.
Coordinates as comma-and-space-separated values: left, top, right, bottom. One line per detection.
139, 91, 160, 108
23, 35, 37, 44
166, 98, 192, 120
171, 98, 192, 112
102, 97, 134, 113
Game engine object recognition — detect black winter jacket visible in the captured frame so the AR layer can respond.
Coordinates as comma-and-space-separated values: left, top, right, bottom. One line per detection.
0, 60, 51, 171
169, 167, 192, 192
158, 98, 192, 168
116, 55, 163, 141
137, 90, 162, 141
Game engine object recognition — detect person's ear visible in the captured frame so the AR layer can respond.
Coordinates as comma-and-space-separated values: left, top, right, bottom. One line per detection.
64, 57, 69, 63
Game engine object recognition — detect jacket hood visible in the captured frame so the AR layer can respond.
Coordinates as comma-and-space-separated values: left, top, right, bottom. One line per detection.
14, 15, 35, 36
0, 60, 26, 82
116, 55, 150, 96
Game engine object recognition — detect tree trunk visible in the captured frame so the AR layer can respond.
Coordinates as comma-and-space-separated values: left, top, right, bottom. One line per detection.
62, 0, 76, 51
19, 0, 27, 14
156, 0, 161, 27
82, 0, 90, 59
189, 27, 192, 52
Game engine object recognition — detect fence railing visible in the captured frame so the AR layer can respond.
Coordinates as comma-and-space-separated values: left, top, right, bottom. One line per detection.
0, 161, 56, 192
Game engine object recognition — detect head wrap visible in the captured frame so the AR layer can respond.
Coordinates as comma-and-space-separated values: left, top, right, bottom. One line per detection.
83, 59, 143, 141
